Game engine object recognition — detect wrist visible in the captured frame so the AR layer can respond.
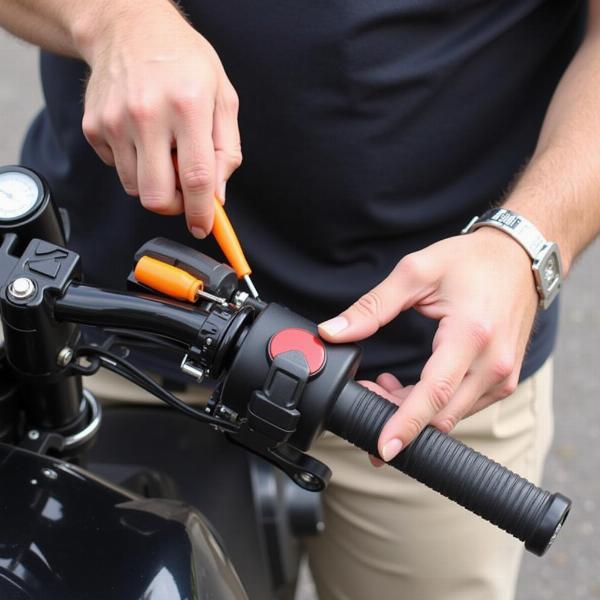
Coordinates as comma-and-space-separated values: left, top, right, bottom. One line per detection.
471, 226, 534, 271
464, 209, 563, 309
501, 199, 573, 276
70, 0, 182, 66
471, 227, 540, 302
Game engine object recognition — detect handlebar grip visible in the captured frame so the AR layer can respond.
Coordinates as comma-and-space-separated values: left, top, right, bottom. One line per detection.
327, 382, 571, 556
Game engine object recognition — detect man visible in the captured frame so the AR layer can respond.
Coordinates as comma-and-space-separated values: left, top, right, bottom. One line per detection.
1, 1, 598, 598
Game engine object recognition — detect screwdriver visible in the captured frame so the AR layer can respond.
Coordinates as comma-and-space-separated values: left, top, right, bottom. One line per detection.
171, 151, 259, 298
134, 255, 227, 305
212, 199, 259, 299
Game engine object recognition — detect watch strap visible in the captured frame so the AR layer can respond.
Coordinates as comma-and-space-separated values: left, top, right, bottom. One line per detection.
462, 208, 547, 259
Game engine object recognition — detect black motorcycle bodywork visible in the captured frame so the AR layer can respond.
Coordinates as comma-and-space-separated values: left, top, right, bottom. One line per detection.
0, 442, 248, 600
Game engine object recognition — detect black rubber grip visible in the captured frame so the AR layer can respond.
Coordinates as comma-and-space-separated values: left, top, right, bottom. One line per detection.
327, 382, 571, 556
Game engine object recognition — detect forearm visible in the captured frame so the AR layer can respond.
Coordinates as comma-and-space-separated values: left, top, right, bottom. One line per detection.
504, 6, 600, 275
0, 0, 180, 63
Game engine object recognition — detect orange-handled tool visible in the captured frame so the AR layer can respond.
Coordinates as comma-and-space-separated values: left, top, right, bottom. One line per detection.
171, 150, 259, 298
135, 255, 225, 304
211, 199, 259, 298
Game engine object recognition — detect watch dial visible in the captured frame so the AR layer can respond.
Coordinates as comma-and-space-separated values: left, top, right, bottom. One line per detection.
543, 255, 558, 284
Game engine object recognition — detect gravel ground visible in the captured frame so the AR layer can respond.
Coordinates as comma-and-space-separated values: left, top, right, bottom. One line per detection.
1, 30, 598, 600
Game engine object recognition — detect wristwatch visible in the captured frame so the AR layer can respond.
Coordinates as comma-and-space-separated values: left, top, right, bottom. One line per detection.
461, 208, 563, 309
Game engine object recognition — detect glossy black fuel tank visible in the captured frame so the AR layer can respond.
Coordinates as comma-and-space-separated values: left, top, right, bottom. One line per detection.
0, 443, 248, 600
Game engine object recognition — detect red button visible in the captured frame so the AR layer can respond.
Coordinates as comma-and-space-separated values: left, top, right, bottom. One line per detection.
268, 328, 326, 375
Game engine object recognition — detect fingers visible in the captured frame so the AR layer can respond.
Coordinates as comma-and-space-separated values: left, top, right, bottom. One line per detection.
213, 83, 242, 201
432, 360, 520, 432
377, 316, 491, 461
112, 142, 139, 197
82, 110, 115, 167
376, 372, 413, 398
83, 99, 183, 214
86, 89, 225, 235
357, 379, 403, 407
431, 326, 524, 432
135, 122, 182, 215
368, 455, 385, 467
359, 374, 408, 468
318, 252, 439, 343
428, 373, 487, 433
377, 336, 521, 463
81, 30, 243, 235
83, 107, 138, 196
173, 100, 216, 236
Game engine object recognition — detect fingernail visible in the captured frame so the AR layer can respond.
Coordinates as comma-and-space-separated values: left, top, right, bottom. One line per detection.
318, 316, 349, 336
191, 227, 207, 239
381, 439, 403, 462
218, 181, 227, 202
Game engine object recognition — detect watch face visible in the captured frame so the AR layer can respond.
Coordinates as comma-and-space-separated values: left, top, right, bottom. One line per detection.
533, 243, 563, 309
542, 253, 559, 287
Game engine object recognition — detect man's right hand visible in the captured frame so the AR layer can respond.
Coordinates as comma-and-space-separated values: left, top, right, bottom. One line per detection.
79, 1, 242, 237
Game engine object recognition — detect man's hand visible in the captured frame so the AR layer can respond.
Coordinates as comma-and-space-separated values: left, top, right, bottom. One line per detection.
318, 228, 539, 462
80, 2, 241, 237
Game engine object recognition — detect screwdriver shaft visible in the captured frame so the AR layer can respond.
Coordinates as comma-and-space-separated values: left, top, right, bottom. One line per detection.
196, 289, 228, 305
243, 275, 259, 299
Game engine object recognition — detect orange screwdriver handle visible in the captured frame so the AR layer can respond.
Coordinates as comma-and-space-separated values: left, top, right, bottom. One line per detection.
211, 200, 252, 279
135, 255, 202, 303
171, 150, 251, 279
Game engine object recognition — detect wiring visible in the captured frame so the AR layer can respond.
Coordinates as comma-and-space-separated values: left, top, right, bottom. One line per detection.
72, 344, 239, 433
101, 328, 186, 352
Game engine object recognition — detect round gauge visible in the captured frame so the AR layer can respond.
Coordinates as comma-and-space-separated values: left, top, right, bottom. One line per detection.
0, 170, 42, 221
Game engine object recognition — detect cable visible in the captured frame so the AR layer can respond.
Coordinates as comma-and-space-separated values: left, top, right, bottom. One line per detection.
72, 344, 239, 433
101, 328, 187, 352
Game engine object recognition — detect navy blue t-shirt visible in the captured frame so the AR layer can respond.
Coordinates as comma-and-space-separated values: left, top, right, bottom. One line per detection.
22, 1, 585, 383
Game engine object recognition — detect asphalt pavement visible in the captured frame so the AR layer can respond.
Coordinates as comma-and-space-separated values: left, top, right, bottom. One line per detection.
1, 30, 598, 600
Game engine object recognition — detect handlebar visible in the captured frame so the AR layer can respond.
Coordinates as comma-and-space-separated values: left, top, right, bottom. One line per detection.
0, 226, 571, 558
55, 283, 208, 346
328, 382, 570, 556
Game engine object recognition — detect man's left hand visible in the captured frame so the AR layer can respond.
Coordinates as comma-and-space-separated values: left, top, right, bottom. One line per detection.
318, 227, 539, 462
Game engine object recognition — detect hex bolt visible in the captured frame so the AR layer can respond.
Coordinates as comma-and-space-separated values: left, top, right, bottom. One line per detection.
299, 472, 316, 485
42, 468, 58, 480
8, 277, 36, 300
28, 430, 40, 441
56, 346, 74, 367
217, 405, 238, 423
233, 291, 249, 308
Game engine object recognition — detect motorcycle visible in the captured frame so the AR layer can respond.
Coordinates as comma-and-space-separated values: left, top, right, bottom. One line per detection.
0, 165, 571, 599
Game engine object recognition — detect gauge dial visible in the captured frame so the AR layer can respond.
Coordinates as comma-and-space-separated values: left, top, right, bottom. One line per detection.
0, 170, 41, 221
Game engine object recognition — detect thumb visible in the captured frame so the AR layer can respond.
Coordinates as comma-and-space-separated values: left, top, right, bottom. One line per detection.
318, 254, 434, 343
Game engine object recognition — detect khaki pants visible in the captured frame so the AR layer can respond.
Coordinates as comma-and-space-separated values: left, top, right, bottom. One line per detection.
306, 358, 554, 600
87, 359, 554, 600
